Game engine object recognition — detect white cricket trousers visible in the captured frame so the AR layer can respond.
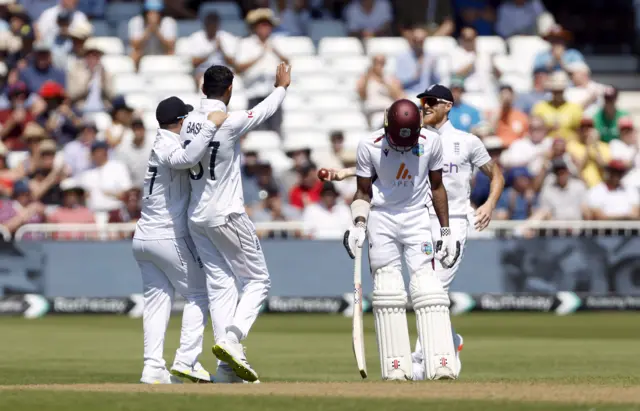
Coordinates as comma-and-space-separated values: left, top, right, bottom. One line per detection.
132, 236, 208, 371
367, 207, 435, 275
189, 212, 270, 343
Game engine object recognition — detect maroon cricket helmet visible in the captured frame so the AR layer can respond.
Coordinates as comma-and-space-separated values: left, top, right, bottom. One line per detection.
384, 99, 423, 152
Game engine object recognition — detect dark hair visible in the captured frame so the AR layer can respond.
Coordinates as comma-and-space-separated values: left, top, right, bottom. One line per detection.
202, 65, 234, 99
204, 12, 220, 25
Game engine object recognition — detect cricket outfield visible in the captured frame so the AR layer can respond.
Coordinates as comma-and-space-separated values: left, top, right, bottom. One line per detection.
1, 313, 639, 410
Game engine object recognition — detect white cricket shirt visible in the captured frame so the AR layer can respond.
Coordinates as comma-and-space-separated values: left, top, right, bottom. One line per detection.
134, 125, 219, 240
356, 127, 444, 212
181, 87, 287, 227
426, 121, 491, 216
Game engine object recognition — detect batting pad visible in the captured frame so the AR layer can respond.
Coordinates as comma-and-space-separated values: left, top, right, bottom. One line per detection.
372, 266, 412, 380
410, 267, 457, 380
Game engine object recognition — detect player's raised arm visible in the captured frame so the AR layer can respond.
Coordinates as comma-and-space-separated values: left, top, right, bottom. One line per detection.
317, 167, 356, 181
226, 62, 291, 137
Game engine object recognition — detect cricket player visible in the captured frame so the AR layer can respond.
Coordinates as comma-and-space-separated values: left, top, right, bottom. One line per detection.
411, 84, 504, 380
322, 86, 504, 380
180, 63, 291, 383
133, 97, 228, 384
343, 98, 460, 381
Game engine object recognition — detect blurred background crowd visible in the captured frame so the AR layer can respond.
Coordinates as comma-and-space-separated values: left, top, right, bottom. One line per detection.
0, 0, 638, 240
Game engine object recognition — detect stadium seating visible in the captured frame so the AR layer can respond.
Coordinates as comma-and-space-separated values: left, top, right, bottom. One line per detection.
91, 37, 125, 55
365, 37, 410, 57
177, 20, 202, 38
148, 74, 197, 94
284, 131, 331, 150
507, 36, 551, 74
318, 37, 364, 57
309, 20, 348, 43
139, 55, 191, 74
112, 73, 146, 95
273, 36, 316, 57
244, 131, 282, 152
198, 2, 242, 20
101, 55, 135, 74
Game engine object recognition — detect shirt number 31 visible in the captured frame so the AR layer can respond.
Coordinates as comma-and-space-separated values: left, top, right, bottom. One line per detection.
183, 140, 220, 181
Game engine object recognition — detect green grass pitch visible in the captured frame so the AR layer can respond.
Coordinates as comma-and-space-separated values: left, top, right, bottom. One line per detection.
1, 313, 640, 410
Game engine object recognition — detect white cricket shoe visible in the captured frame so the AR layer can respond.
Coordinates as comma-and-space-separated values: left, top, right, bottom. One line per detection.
212, 339, 259, 382
170, 361, 212, 383
212, 365, 261, 384
411, 334, 464, 381
140, 367, 184, 384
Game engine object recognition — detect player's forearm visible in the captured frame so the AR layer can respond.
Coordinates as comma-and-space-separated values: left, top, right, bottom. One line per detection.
430, 184, 450, 228
338, 167, 356, 180
250, 87, 287, 125
480, 160, 504, 209
166, 122, 218, 169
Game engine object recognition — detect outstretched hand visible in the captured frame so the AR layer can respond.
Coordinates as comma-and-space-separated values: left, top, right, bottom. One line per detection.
274, 62, 291, 89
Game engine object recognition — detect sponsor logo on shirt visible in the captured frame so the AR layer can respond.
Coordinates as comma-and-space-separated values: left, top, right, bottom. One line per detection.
393, 163, 414, 187
246, 110, 254, 118
383, 148, 389, 157
454, 142, 460, 154
412, 144, 424, 157
421, 242, 433, 255
443, 162, 460, 173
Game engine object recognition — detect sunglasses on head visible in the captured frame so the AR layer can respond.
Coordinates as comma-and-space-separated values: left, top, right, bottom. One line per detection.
421, 97, 449, 107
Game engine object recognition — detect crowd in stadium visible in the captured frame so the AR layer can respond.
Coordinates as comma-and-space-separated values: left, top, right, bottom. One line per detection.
0, 0, 638, 240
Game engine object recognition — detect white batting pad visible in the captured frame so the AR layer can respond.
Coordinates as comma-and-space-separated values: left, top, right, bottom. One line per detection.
410, 267, 457, 380
372, 266, 412, 380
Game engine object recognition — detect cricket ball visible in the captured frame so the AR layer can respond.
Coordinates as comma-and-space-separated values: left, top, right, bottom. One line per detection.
317, 168, 330, 181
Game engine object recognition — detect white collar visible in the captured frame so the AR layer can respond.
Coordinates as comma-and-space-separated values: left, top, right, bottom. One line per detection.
200, 98, 227, 113
158, 128, 179, 140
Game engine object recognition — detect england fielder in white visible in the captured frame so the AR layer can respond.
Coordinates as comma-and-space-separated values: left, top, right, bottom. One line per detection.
343, 99, 461, 381
180, 63, 291, 383
133, 96, 228, 384
323, 86, 505, 379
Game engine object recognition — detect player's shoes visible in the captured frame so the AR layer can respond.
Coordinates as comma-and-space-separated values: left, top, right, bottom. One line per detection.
212, 364, 261, 384
170, 361, 212, 383
140, 367, 184, 384
411, 334, 464, 381
212, 339, 259, 382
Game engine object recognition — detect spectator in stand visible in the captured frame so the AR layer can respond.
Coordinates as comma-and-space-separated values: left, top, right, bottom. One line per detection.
532, 71, 582, 141
609, 118, 638, 168
289, 161, 322, 209
313, 130, 345, 171
281, 141, 312, 192
495, 0, 546, 38
47, 179, 95, 239
7, 4, 35, 65
451, 26, 495, 93
533, 25, 584, 73
67, 37, 112, 113
393, 0, 454, 36
128, 0, 177, 68
471, 136, 506, 207
234, 8, 288, 134
278, 0, 311, 36
49, 9, 73, 69
53, 18, 92, 71
448, 76, 481, 133
564, 61, 609, 117
36, 0, 89, 41
357, 54, 404, 128
345, 0, 392, 39
514, 67, 549, 115
302, 181, 351, 239
35, 80, 82, 145
108, 187, 142, 223
586, 160, 640, 220
0, 82, 34, 150
395, 25, 439, 96
241, 150, 267, 212
0, 180, 45, 235
187, 12, 235, 83
252, 183, 301, 238
26, 138, 66, 205
19, 41, 66, 92
0, 1, 11, 30
455, 0, 495, 35
494, 167, 538, 221
63, 120, 97, 176
531, 158, 589, 220
78, 141, 132, 212
592, 87, 629, 143
103, 95, 134, 148
501, 115, 552, 175
566, 117, 610, 188
494, 84, 528, 147
115, 117, 152, 189
0, 143, 12, 198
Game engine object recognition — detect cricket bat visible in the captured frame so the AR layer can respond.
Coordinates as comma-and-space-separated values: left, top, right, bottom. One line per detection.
352, 246, 367, 379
